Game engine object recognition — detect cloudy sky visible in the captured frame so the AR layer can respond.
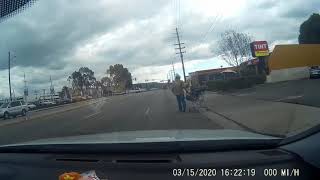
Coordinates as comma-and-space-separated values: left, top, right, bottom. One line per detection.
0, 0, 319, 98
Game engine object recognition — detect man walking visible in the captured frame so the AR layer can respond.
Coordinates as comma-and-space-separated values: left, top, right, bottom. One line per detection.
171, 74, 186, 112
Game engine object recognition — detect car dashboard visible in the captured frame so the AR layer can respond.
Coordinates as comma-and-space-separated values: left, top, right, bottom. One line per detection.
0, 148, 318, 180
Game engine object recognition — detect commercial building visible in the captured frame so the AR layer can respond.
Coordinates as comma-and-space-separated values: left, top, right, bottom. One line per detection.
189, 67, 238, 86
267, 44, 320, 82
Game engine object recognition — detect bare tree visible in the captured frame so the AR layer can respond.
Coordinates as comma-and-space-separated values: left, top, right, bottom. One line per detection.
217, 30, 253, 74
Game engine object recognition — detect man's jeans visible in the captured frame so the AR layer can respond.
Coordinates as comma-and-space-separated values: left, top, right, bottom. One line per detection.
176, 95, 186, 112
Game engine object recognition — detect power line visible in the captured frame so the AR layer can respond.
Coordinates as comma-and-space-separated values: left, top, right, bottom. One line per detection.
173, 0, 181, 29
178, 0, 181, 28
200, 14, 222, 44
172, 0, 176, 27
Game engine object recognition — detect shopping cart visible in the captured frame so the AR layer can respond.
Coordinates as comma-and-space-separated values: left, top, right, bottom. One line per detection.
186, 87, 206, 112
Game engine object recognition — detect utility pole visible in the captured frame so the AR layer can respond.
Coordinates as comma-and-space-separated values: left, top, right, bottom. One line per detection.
50, 76, 54, 101
42, 89, 46, 101
8, 52, 12, 102
171, 70, 174, 82
34, 90, 39, 100
24, 73, 28, 103
168, 70, 175, 82
12, 89, 15, 100
174, 27, 186, 81
172, 61, 176, 78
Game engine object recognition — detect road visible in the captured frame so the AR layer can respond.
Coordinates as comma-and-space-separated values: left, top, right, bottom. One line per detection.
0, 89, 222, 145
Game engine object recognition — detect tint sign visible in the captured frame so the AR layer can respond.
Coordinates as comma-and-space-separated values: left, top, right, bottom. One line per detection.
250, 41, 269, 57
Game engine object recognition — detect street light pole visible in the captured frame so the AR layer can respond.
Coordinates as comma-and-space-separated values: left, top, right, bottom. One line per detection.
8, 52, 12, 102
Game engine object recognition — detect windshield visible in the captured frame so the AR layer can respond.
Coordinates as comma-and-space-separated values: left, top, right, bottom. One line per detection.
0, 0, 319, 146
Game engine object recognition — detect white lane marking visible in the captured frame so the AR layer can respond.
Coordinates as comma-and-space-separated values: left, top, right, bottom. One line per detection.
276, 95, 304, 102
85, 97, 112, 119
145, 107, 150, 116
144, 107, 153, 121
233, 92, 256, 96
85, 111, 101, 119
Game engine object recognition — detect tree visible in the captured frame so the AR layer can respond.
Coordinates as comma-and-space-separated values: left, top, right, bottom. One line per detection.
60, 86, 71, 100
101, 77, 112, 87
299, 13, 320, 44
68, 67, 96, 96
68, 71, 84, 95
217, 30, 253, 73
106, 64, 133, 91
79, 67, 96, 90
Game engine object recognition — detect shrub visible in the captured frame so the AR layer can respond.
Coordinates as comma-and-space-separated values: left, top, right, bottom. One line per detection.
207, 75, 266, 91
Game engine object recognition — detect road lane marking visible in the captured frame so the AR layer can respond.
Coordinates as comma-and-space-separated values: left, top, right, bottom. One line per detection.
233, 92, 256, 96
144, 107, 153, 121
145, 107, 150, 116
84, 111, 101, 119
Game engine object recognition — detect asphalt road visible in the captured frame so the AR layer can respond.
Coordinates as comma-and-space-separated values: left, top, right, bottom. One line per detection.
0, 89, 222, 145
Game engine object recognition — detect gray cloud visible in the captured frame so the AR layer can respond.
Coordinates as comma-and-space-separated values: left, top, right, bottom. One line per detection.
0, 0, 169, 70
0, 0, 318, 97
280, 0, 320, 19
255, 0, 278, 9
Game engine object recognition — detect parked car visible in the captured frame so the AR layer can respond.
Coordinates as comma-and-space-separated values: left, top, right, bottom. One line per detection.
139, 88, 147, 92
86, 96, 93, 99
39, 100, 56, 106
27, 103, 36, 110
61, 98, 72, 104
310, 66, 320, 79
71, 96, 84, 102
0, 101, 28, 119
128, 89, 142, 93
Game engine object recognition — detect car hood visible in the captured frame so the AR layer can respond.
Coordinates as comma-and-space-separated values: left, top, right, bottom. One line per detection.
2, 129, 281, 146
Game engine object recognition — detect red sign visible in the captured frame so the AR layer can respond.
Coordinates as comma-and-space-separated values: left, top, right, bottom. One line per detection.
253, 41, 268, 51
251, 41, 269, 57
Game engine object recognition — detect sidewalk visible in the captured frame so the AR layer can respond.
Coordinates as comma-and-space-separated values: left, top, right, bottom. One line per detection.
201, 92, 320, 137
225, 79, 320, 107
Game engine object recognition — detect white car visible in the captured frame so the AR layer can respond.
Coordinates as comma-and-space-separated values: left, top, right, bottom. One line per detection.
0, 101, 28, 119
310, 66, 320, 79
27, 103, 37, 110
39, 100, 56, 106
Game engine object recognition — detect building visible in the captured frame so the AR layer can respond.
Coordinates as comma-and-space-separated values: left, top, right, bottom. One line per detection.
267, 44, 320, 82
240, 57, 269, 76
189, 67, 238, 86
